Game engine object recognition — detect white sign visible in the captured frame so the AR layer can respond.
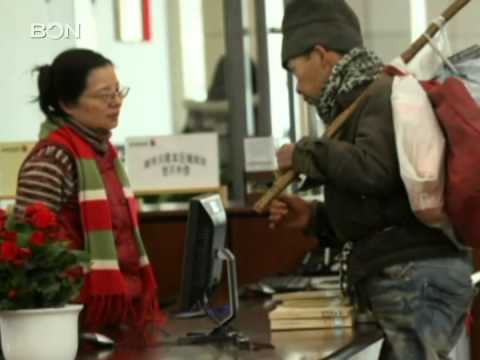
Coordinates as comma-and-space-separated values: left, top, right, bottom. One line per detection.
125, 133, 219, 192
0, 142, 35, 198
244, 137, 277, 172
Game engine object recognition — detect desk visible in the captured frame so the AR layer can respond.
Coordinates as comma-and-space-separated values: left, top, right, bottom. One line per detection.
76, 301, 383, 360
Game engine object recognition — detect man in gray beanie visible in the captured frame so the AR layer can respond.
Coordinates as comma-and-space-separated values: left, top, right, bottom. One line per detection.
268, 1, 474, 359
281, 0, 363, 66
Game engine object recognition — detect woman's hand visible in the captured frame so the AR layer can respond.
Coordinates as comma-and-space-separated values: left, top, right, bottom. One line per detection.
268, 194, 313, 230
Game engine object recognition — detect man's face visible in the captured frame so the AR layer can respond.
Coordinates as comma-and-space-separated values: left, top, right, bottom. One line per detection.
287, 46, 334, 104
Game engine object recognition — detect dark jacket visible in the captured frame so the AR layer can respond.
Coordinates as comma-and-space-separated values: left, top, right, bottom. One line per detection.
293, 76, 465, 283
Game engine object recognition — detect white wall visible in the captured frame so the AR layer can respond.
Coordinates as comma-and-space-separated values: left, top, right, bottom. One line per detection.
349, 0, 411, 63
203, 0, 226, 87
91, 0, 173, 143
202, 0, 257, 90
0, 0, 76, 142
0, 0, 174, 144
179, 0, 207, 101
349, 0, 478, 63
427, 0, 480, 54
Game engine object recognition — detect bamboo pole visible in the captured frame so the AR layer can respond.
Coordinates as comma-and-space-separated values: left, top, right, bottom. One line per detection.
253, 0, 471, 214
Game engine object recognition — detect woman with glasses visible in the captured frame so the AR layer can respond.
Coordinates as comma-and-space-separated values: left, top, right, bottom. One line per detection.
14, 48, 165, 339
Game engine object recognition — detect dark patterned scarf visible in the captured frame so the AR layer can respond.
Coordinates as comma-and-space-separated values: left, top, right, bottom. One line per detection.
314, 47, 384, 124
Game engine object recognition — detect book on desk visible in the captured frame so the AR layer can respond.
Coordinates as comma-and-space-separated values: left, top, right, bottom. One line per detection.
269, 290, 354, 331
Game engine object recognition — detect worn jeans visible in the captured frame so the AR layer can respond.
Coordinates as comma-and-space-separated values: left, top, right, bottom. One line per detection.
363, 255, 475, 360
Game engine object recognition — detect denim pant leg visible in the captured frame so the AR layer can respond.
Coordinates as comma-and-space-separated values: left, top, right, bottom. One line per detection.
363, 256, 474, 360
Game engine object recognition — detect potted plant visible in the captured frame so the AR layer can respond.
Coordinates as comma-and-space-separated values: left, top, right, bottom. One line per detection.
0, 203, 89, 360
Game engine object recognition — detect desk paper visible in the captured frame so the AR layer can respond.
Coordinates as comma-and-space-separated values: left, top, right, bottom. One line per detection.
244, 137, 277, 172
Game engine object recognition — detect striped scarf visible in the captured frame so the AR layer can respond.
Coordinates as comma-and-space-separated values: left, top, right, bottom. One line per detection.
40, 118, 165, 330
314, 47, 384, 124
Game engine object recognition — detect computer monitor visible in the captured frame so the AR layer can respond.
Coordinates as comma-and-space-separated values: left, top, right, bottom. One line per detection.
179, 193, 228, 311
177, 193, 245, 346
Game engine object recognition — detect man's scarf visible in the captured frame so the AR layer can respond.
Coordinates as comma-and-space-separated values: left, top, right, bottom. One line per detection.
315, 47, 384, 124
40, 118, 166, 330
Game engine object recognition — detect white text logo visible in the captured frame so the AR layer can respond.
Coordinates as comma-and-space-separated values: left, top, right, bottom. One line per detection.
30, 23, 81, 40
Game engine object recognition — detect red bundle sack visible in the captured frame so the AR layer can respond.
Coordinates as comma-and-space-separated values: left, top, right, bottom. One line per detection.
422, 78, 480, 248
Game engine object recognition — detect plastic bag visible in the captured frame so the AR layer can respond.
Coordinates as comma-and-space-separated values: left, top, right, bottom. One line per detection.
390, 73, 448, 225
435, 44, 480, 103
390, 28, 452, 80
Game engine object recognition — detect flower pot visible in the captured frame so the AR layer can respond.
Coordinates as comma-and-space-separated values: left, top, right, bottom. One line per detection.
0, 304, 83, 360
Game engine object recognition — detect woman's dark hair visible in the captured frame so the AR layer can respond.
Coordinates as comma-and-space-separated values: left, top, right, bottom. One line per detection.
34, 48, 113, 117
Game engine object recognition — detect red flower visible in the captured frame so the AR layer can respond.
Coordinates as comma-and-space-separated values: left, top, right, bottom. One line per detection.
8, 289, 16, 299
0, 241, 18, 261
0, 209, 6, 230
2, 230, 17, 242
62, 266, 84, 279
30, 231, 46, 246
13, 259, 25, 267
18, 247, 32, 258
46, 227, 61, 242
25, 203, 48, 217
0, 205, 89, 311
25, 203, 57, 229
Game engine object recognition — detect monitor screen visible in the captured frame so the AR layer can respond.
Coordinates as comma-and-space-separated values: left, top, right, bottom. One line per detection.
178, 193, 227, 312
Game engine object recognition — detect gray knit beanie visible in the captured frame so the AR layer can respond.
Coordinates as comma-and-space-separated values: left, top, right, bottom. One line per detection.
281, 0, 363, 68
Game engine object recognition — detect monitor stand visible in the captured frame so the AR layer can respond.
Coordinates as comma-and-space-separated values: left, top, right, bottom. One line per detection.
176, 248, 251, 348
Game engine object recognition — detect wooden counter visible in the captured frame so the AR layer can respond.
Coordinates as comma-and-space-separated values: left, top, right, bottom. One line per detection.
76, 300, 383, 360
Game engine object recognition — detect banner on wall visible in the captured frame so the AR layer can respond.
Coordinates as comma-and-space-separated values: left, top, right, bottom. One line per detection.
115, 0, 152, 42
125, 133, 219, 192
0, 142, 35, 199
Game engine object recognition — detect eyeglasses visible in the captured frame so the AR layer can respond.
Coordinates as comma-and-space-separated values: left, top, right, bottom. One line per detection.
85, 86, 130, 104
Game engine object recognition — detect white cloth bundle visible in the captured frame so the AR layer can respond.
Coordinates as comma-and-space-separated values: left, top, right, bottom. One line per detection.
390, 72, 448, 225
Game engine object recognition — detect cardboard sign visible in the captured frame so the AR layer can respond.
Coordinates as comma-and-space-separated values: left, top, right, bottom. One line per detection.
244, 137, 277, 172
125, 133, 219, 192
0, 142, 36, 199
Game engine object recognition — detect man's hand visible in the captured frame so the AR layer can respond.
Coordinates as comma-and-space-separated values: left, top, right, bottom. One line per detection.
268, 194, 313, 230
276, 143, 296, 173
